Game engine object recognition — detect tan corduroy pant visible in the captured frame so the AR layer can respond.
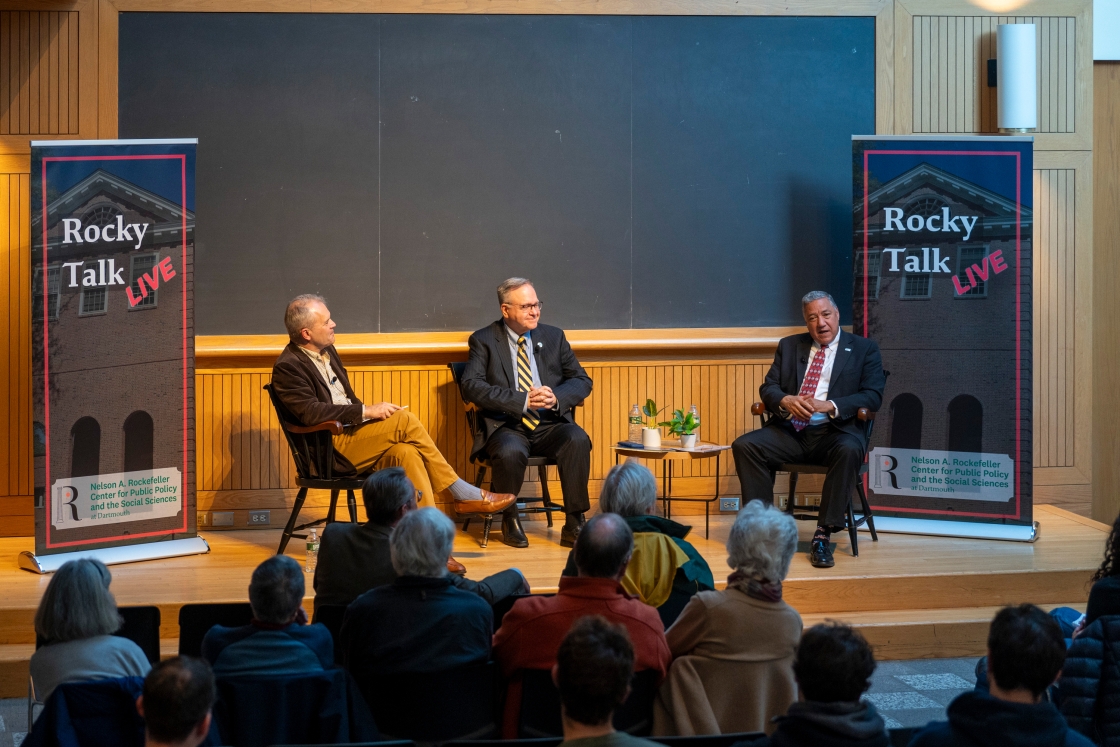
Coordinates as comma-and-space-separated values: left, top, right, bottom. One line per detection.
333, 410, 459, 507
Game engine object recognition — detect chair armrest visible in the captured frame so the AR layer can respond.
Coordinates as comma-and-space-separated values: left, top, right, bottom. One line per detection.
857, 408, 876, 421
283, 420, 345, 436
750, 402, 766, 416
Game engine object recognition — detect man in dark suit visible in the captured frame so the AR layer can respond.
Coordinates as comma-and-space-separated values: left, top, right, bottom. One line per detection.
462, 278, 594, 549
313, 467, 527, 612
732, 291, 885, 569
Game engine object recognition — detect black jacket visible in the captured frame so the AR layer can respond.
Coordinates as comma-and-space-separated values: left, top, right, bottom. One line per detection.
312, 520, 526, 610
340, 575, 493, 682
1060, 614, 1120, 745
765, 701, 890, 747
759, 331, 886, 443
461, 320, 592, 458
270, 342, 364, 475
909, 690, 1095, 747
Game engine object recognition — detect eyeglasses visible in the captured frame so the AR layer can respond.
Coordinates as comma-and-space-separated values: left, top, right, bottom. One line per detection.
504, 302, 543, 312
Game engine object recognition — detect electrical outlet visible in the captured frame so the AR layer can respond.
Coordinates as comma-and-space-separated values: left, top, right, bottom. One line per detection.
719, 497, 740, 512
248, 510, 271, 526
197, 512, 208, 527
212, 511, 235, 527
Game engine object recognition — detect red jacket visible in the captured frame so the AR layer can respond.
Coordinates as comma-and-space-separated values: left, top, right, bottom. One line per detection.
492, 576, 671, 737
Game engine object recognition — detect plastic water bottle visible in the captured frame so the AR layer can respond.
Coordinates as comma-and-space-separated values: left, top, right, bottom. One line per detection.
305, 528, 319, 573
628, 404, 643, 442
689, 404, 700, 440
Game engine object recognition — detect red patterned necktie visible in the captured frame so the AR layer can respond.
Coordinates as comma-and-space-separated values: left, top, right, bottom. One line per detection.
791, 346, 828, 432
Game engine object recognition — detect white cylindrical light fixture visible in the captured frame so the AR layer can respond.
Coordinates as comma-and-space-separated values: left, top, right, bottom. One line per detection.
997, 23, 1037, 133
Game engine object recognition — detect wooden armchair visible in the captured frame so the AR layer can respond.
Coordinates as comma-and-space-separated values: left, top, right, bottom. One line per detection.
750, 402, 878, 555
264, 384, 364, 555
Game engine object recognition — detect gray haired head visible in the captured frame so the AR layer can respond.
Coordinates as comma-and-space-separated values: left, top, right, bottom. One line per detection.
391, 507, 455, 578
726, 500, 799, 583
801, 290, 838, 311
284, 293, 326, 343
248, 555, 305, 624
497, 277, 534, 306
598, 461, 657, 518
34, 558, 122, 643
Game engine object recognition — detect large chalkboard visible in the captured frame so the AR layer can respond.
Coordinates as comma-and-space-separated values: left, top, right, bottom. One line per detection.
120, 14, 874, 335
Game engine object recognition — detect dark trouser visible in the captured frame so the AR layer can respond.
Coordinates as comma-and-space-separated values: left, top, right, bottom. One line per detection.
485, 420, 592, 518
731, 420, 865, 529
452, 568, 529, 606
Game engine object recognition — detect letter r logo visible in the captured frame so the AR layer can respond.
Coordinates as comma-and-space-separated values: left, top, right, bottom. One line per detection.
875, 455, 899, 490
58, 485, 80, 521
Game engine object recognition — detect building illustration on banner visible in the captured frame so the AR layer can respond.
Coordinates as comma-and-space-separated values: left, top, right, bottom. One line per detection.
31, 161, 196, 551
854, 140, 1032, 526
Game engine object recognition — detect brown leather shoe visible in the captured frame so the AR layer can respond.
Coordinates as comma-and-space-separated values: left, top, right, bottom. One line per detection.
446, 556, 467, 576
454, 489, 517, 515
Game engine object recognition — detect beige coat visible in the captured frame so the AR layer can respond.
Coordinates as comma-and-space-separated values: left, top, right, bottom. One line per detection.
653, 587, 802, 736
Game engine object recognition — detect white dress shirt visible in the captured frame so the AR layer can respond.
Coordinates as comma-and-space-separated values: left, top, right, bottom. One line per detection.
805, 336, 840, 425
505, 325, 543, 413
300, 346, 352, 406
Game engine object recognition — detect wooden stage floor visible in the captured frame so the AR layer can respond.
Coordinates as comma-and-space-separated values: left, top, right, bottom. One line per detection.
0, 504, 1107, 694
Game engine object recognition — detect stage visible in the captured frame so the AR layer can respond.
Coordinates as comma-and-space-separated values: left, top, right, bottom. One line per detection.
0, 504, 1105, 696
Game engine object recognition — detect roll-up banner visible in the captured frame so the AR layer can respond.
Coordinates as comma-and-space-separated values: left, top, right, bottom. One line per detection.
852, 136, 1035, 540
23, 139, 207, 571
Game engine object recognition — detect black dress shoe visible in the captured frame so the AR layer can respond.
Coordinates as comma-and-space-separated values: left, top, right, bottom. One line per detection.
809, 538, 835, 568
560, 513, 585, 548
501, 513, 529, 548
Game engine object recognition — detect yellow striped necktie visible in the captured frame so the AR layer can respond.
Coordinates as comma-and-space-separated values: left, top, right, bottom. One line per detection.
517, 336, 540, 431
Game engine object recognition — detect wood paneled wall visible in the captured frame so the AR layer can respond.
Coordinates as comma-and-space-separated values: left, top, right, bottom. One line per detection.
1093, 61, 1120, 524
911, 15, 1076, 134
0, 0, 1100, 531
195, 361, 775, 523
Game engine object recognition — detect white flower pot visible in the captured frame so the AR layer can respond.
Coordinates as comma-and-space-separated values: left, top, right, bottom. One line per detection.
642, 427, 662, 449
680, 433, 698, 449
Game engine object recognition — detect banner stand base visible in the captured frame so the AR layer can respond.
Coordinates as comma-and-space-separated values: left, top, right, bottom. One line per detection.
859, 517, 1039, 543
18, 536, 211, 574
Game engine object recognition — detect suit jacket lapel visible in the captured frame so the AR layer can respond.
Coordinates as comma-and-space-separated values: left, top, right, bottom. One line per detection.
493, 321, 516, 389
828, 332, 853, 394
795, 336, 812, 391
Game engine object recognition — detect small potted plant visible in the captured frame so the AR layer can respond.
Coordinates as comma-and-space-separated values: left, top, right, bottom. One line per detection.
660, 409, 701, 448
641, 398, 665, 449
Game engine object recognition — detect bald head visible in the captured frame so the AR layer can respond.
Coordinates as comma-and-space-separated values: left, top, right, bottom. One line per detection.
574, 513, 634, 579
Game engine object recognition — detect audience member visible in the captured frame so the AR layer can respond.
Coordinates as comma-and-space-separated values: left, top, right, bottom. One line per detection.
136, 657, 215, 747
314, 467, 527, 611
561, 462, 714, 627
654, 501, 801, 736
201, 555, 332, 678
910, 604, 1093, 747
1061, 615, 1120, 746
30, 558, 151, 701
556, 616, 661, 747
763, 623, 888, 747
340, 507, 493, 679
495, 513, 671, 737
1051, 512, 1120, 641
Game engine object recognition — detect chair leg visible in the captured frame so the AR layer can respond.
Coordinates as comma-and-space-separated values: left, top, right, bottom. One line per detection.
346, 489, 358, 523
327, 489, 340, 524
474, 465, 488, 488
463, 517, 472, 531
847, 496, 859, 557
278, 487, 309, 555
857, 482, 878, 541
481, 514, 493, 548
787, 471, 799, 514
540, 465, 554, 528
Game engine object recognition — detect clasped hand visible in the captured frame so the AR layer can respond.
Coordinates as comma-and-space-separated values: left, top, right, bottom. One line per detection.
780, 394, 833, 420
528, 386, 557, 410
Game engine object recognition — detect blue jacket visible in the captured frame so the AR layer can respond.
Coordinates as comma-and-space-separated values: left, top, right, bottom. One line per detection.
24, 676, 146, 747
340, 575, 492, 677
1060, 614, 1120, 745
201, 620, 334, 678
909, 690, 1094, 747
